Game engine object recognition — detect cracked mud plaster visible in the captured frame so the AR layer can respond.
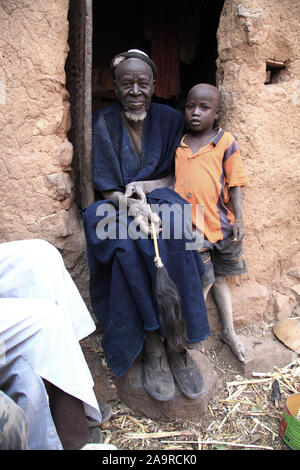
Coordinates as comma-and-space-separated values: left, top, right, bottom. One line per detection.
236, 4, 270, 45
0, 79, 5, 105
216, 0, 300, 329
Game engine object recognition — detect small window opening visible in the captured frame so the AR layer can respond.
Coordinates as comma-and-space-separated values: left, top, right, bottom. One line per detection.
265, 60, 286, 85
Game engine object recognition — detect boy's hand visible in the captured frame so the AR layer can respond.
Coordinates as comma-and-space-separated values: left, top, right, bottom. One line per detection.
232, 221, 245, 244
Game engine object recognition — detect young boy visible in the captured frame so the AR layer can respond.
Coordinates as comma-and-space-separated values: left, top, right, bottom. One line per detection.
174, 83, 249, 362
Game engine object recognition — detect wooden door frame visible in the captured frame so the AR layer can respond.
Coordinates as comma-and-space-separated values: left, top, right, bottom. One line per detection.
66, 0, 94, 210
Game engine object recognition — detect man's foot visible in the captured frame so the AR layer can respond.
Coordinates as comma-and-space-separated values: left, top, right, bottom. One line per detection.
220, 331, 246, 362
167, 348, 205, 399
88, 426, 103, 445
143, 351, 176, 401
87, 403, 112, 429
81, 425, 118, 450
187, 340, 205, 353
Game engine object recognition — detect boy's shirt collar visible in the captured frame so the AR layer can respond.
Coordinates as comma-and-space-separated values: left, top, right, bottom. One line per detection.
179, 127, 224, 148
211, 128, 225, 146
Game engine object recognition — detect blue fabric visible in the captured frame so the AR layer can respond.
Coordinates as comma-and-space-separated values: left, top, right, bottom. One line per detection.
92, 102, 185, 192
83, 103, 210, 378
121, 126, 141, 179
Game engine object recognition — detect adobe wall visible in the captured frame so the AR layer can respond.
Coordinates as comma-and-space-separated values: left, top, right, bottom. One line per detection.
210, 0, 300, 337
0, 0, 90, 298
0, 0, 299, 332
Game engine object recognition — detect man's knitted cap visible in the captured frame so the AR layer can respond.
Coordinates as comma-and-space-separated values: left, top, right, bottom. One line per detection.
111, 49, 157, 80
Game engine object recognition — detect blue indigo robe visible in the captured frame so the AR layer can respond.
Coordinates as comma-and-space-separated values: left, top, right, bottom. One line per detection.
83, 102, 210, 378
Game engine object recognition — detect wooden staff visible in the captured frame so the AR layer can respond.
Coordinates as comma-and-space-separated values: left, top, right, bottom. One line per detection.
148, 204, 186, 351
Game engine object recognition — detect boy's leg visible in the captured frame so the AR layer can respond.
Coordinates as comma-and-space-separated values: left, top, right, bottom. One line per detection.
212, 237, 247, 362
203, 282, 214, 302
212, 275, 246, 362
187, 247, 215, 354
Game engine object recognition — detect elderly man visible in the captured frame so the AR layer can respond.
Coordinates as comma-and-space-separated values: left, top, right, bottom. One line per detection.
83, 50, 210, 402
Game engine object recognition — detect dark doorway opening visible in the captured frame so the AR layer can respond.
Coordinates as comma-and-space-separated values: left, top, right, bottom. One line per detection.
92, 0, 225, 112
65, 0, 225, 208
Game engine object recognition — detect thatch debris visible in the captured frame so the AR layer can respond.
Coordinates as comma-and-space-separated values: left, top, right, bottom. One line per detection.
101, 357, 299, 450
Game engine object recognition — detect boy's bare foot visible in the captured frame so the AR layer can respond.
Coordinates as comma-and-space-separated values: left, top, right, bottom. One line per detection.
220, 331, 246, 362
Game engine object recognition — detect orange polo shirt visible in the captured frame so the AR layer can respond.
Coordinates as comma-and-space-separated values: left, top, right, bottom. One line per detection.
174, 129, 249, 243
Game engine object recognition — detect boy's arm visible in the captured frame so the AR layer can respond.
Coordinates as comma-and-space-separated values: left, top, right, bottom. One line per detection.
229, 186, 245, 244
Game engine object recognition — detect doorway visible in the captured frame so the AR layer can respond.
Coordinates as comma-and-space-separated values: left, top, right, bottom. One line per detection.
65, 0, 225, 208
92, 0, 225, 112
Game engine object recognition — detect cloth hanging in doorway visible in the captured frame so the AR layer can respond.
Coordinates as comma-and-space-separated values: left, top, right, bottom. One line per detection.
177, 1, 202, 65
146, 1, 180, 100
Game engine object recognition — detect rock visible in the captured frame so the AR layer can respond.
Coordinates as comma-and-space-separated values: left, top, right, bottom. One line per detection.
273, 318, 300, 354
115, 350, 219, 420
274, 292, 295, 321
218, 331, 298, 378
230, 281, 269, 327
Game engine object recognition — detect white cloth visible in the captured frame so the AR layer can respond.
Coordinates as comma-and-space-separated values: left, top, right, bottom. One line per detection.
0, 239, 102, 450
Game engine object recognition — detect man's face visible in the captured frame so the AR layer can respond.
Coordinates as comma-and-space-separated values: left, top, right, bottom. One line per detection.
114, 58, 155, 121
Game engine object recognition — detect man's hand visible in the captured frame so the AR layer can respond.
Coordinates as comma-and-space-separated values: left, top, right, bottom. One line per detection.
232, 220, 245, 244
124, 176, 173, 203
126, 198, 161, 237
102, 189, 161, 237
124, 182, 147, 203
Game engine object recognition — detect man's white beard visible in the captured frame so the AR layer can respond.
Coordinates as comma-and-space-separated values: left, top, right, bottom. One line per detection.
124, 110, 147, 122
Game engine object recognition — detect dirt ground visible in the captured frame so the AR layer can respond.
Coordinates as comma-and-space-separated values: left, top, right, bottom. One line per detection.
97, 345, 299, 451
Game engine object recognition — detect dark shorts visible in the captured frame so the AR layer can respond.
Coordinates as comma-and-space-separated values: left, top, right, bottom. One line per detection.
199, 236, 247, 287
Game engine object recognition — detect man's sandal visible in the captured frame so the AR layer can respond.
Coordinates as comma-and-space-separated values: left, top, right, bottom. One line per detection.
167, 349, 205, 399
143, 351, 176, 401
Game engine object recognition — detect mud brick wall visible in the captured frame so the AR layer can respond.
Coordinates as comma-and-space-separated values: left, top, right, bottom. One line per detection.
0, 0, 299, 334
0, 0, 89, 299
